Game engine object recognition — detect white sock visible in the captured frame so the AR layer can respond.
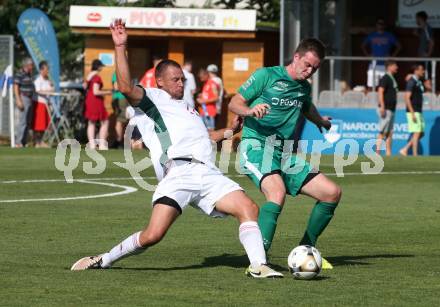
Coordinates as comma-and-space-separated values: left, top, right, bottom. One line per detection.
101, 231, 145, 268
239, 221, 267, 267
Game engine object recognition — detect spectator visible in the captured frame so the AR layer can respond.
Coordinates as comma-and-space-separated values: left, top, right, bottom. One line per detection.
207, 64, 224, 115
111, 71, 128, 148
361, 18, 401, 89
139, 55, 162, 88
375, 60, 398, 156
182, 60, 196, 108
197, 68, 218, 130
400, 64, 431, 156
13, 57, 35, 148
84, 59, 112, 150
33, 61, 54, 148
414, 11, 434, 78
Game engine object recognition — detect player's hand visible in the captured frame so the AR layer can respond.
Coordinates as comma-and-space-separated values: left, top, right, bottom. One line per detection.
230, 115, 244, 134
411, 113, 417, 123
380, 107, 386, 118
317, 116, 332, 133
110, 18, 128, 48
247, 103, 270, 119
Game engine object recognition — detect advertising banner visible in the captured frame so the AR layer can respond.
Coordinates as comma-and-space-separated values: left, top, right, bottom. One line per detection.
69, 6, 256, 31
17, 8, 60, 91
398, 0, 440, 28
300, 108, 440, 155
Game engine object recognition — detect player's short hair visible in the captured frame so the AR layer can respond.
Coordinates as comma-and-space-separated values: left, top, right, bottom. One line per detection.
295, 38, 326, 59
39, 60, 48, 70
385, 60, 397, 68
412, 63, 425, 73
184, 59, 192, 66
416, 11, 428, 21
155, 59, 182, 79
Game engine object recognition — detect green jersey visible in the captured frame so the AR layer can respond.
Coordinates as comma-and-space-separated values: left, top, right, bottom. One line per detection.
112, 72, 125, 100
238, 66, 312, 141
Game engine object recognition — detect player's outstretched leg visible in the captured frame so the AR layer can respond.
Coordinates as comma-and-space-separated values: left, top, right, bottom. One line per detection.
258, 174, 286, 251
215, 190, 283, 278
71, 203, 179, 270
299, 173, 342, 269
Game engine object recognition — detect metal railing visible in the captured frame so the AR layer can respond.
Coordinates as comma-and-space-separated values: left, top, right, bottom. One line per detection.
325, 56, 440, 94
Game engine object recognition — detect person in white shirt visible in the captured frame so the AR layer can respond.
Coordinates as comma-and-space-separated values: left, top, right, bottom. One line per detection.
207, 64, 224, 115
33, 61, 54, 148
182, 60, 196, 108
70, 19, 283, 279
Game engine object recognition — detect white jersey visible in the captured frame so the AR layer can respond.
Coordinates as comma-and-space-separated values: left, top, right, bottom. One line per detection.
34, 75, 53, 104
132, 87, 216, 181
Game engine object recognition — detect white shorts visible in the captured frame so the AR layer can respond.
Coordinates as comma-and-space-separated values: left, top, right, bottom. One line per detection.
152, 161, 243, 217
367, 64, 385, 88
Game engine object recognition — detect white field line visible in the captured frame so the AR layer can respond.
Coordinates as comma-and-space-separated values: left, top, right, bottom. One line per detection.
1, 170, 439, 185
0, 170, 438, 203
0, 179, 138, 203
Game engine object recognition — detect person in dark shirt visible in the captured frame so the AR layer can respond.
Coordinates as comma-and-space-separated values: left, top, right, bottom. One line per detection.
414, 11, 435, 79
400, 64, 431, 156
415, 11, 434, 57
13, 58, 35, 148
376, 60, 398, 156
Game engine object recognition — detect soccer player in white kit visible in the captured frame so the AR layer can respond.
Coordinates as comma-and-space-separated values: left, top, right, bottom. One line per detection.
70, 19, 282, 278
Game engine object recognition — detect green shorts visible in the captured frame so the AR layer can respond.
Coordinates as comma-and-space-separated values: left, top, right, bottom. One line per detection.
239, 137, 316, 196
406, 112, 425, 133
112, 97, 129, 123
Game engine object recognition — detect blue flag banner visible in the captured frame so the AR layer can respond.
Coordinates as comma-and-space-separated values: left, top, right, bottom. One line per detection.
300, 108, 440, 156
17, 8, 60, 92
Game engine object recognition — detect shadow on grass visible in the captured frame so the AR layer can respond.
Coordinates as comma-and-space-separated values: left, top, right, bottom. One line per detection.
115, 253, 287, 272
324, 254, 415, 266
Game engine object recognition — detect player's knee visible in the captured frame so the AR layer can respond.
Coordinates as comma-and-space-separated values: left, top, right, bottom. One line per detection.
328, 184, 342, 203
265, 188, 286, 205
238, 200, 259, 221
140, 230, 165, 246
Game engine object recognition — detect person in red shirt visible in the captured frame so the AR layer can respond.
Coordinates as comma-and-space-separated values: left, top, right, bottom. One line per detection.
139, 55, 162, 88
197, 68, 219, 130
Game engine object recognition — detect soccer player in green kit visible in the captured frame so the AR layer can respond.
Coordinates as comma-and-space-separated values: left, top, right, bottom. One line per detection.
229, 38, 342, 269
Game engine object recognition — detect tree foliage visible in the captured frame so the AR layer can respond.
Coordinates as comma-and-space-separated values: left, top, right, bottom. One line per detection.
213, 0, 279, 24
0, 0, 174, 80
245, 0, 279, 23
0, 0, 276, 80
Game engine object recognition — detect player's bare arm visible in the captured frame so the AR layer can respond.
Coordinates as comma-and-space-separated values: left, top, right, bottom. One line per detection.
209, 115, 243, 142
229, 93, 270, 119
404, 91, 417, 122
110, 18, 143, 106
302, 103, 331, 132
378, 86, 386, 118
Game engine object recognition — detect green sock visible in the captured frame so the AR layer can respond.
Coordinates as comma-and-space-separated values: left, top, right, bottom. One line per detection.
300, 201, 338, 247
258, 202, 282, 251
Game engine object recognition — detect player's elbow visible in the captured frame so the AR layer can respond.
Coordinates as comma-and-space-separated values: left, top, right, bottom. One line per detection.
119, 84, 133, 95
228, 95, 240, 111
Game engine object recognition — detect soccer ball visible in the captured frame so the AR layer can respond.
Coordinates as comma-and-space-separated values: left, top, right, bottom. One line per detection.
287, 245, 322, 280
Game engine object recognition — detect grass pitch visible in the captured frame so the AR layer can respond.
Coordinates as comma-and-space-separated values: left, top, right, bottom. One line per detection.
0, 147, 439, 306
